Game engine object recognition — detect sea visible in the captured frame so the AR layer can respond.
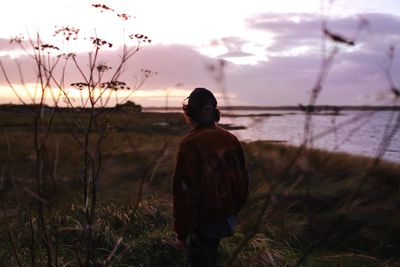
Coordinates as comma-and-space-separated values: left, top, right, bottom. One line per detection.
218, 110, 400, 163
145, 108, 399, 163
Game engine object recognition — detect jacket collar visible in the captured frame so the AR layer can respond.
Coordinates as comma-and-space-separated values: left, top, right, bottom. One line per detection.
190, 123, 216, 134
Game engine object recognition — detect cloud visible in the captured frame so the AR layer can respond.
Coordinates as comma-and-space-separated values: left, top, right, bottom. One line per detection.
1, 12, 400, 107
0, 38, 12, 50
239, 12, 400, 104
246, 13, 321, 53
247, 12, 400, 54
210, 36, 254, 58
0, 37, 30, 52
0, 43, 221, 102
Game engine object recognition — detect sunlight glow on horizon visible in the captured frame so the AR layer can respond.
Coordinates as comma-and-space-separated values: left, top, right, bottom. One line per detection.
0, 84, 238, 107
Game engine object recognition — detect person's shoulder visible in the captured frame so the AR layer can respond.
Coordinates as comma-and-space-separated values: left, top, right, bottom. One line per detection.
216, 125, 240, 141
181, 125, 239, 144
216, 126, 246, 150
179, 132, 196, 150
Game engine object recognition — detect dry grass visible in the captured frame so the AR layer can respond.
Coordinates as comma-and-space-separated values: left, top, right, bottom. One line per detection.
0, 110, 399, 266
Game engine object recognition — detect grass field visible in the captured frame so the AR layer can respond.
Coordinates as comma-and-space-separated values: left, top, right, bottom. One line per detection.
0, 109, 399, 266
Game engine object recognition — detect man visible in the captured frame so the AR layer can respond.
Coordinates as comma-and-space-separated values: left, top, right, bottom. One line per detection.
172, 88, 249, 267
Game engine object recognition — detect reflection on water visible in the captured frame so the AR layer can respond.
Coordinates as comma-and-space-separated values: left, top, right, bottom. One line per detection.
220, 110, 400, 163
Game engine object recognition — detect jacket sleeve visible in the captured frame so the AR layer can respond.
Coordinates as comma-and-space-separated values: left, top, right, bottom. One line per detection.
172, 140, 201, 241
235, 141, 249, 214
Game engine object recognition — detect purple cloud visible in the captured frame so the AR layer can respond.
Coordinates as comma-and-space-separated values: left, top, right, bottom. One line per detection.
1, 12, 400, 106
210, 36, 254, 58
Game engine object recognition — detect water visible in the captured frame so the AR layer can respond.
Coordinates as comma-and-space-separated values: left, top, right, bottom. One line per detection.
219, 110, 400, 163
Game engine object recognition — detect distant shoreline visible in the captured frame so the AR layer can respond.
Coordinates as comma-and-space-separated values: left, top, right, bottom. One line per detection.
0, 103, 399, 112
144, 105, 400, 111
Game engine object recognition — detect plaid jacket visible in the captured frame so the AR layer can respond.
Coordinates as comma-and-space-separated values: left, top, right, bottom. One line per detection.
172, 124, 249, 240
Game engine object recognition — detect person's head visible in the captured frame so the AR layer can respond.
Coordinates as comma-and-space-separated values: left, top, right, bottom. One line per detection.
183, 87, 220, 125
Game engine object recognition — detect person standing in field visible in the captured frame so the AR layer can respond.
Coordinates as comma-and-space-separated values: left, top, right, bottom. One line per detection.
172, 87, 249, 267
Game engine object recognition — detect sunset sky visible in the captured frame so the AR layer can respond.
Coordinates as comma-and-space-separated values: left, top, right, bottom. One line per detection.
0, 0, 399, 107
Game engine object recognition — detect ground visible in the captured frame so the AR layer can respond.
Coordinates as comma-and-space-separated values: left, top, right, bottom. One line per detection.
0, 109, 399, 266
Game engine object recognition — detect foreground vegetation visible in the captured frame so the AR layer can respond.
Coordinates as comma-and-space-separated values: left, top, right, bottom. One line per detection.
0, 110, 399, 266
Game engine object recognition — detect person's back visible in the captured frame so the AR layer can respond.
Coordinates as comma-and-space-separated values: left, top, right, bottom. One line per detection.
172, 88, 249, 267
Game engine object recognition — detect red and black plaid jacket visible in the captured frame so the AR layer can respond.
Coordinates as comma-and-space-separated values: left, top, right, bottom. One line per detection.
172, 124, 249, 240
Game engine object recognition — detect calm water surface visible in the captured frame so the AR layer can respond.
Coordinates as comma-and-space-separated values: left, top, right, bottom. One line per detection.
219, 110, 400, 163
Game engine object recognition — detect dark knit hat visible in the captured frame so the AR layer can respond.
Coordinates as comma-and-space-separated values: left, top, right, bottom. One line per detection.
184, 88, 220, 123
187, 88, 217, 108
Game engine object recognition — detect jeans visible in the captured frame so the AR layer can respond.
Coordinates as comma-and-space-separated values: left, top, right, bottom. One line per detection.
188, 230, 221, 267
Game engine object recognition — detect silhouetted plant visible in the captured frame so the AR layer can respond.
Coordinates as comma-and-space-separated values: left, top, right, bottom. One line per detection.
220, 2, 400, 266
0, 3, 160, 266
